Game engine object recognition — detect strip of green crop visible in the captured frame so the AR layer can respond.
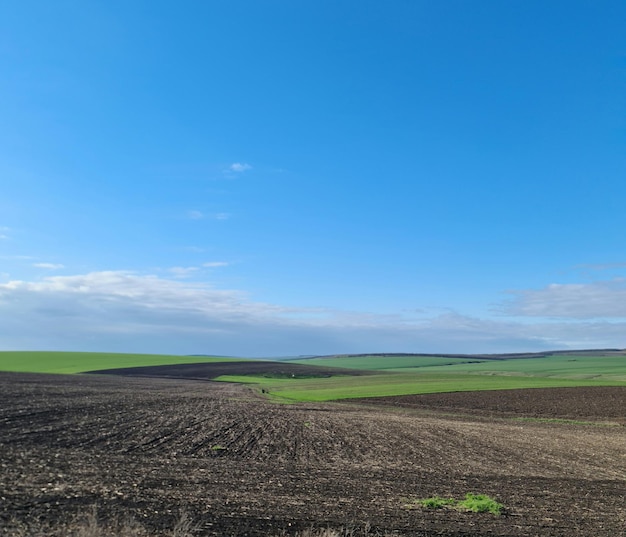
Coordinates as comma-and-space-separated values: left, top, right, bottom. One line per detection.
291, 354, 626, 380
0, 351, 242, 374
412, 354, 626, 380
216, 371, 626, 402
287, 355, 475, 370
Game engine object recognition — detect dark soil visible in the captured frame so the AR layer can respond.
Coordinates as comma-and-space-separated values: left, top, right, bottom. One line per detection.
86, 360, 375, 380
352, 386, 626, 422
1, 372, 625, 536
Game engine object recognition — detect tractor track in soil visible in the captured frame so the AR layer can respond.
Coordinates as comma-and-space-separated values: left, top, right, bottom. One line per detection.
1, 372, 625, 536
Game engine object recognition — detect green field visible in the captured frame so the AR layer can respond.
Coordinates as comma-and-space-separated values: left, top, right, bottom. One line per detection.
217, 371, 625, 402
407, 354, 626, 380
288, 353, 626, 379
288, 355, 474, 370
2, 350, 625, 403
0, 351, 241, 374
218, 353, 626, 401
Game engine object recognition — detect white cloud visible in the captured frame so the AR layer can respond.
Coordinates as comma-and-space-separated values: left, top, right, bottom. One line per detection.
501, 279, 626, 319
203, 262, 229, 268
168, 266, 200, 278
186, 210, 229, 221
33, 263, 65, 270
187, 210, 204, 220
229, 162, 252, 173
1, 271, 625, 356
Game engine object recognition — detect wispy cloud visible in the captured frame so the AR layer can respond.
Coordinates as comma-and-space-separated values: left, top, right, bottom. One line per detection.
168, 266, 200, 278
186, 210, 230, 221
0, 227, 10, 240
229, 162, 252, 173
33, 263, 65, 270
203, 261, 229, 268
499, 278, 626, 319
1, 271, 625, 355
187, 210, 205, 220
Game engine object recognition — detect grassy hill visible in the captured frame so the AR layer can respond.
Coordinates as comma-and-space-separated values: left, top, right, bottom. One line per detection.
217, 352, 626, 401
0, 351, 242, 374
2, 350, 625, 403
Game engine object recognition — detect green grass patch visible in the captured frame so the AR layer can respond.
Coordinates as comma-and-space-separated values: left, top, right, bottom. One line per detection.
416, 493, 504, 515
216, 370, 625, 402
256, 372, 333, 379
0, 351, 242, 374
458, 493, 504, 515
288, 355, 477, 370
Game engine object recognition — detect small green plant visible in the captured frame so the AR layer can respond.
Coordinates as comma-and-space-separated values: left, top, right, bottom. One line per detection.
418, 496, 456, 509
210, 445, 227, 451
457, 493, 504, 515
415, 493, 503, 515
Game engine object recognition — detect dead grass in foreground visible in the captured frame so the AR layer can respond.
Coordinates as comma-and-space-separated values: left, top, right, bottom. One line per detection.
4, 510, 197, 537
3, 510, 398, 537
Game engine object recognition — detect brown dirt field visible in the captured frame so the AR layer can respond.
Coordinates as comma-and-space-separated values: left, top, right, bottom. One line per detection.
1, 372, 625, 536
86, 360, 375, 380
352, 387, 626, 422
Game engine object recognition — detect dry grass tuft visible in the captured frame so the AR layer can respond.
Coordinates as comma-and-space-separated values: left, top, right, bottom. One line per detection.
3, 509, 197, 537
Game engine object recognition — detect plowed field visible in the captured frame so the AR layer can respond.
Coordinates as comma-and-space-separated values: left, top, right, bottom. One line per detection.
1, 372, 625, 536
353, 386, 626, 421
86, 360, 373, 380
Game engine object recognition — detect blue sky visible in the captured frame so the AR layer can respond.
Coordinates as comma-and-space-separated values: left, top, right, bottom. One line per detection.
1, 1, 625, 356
